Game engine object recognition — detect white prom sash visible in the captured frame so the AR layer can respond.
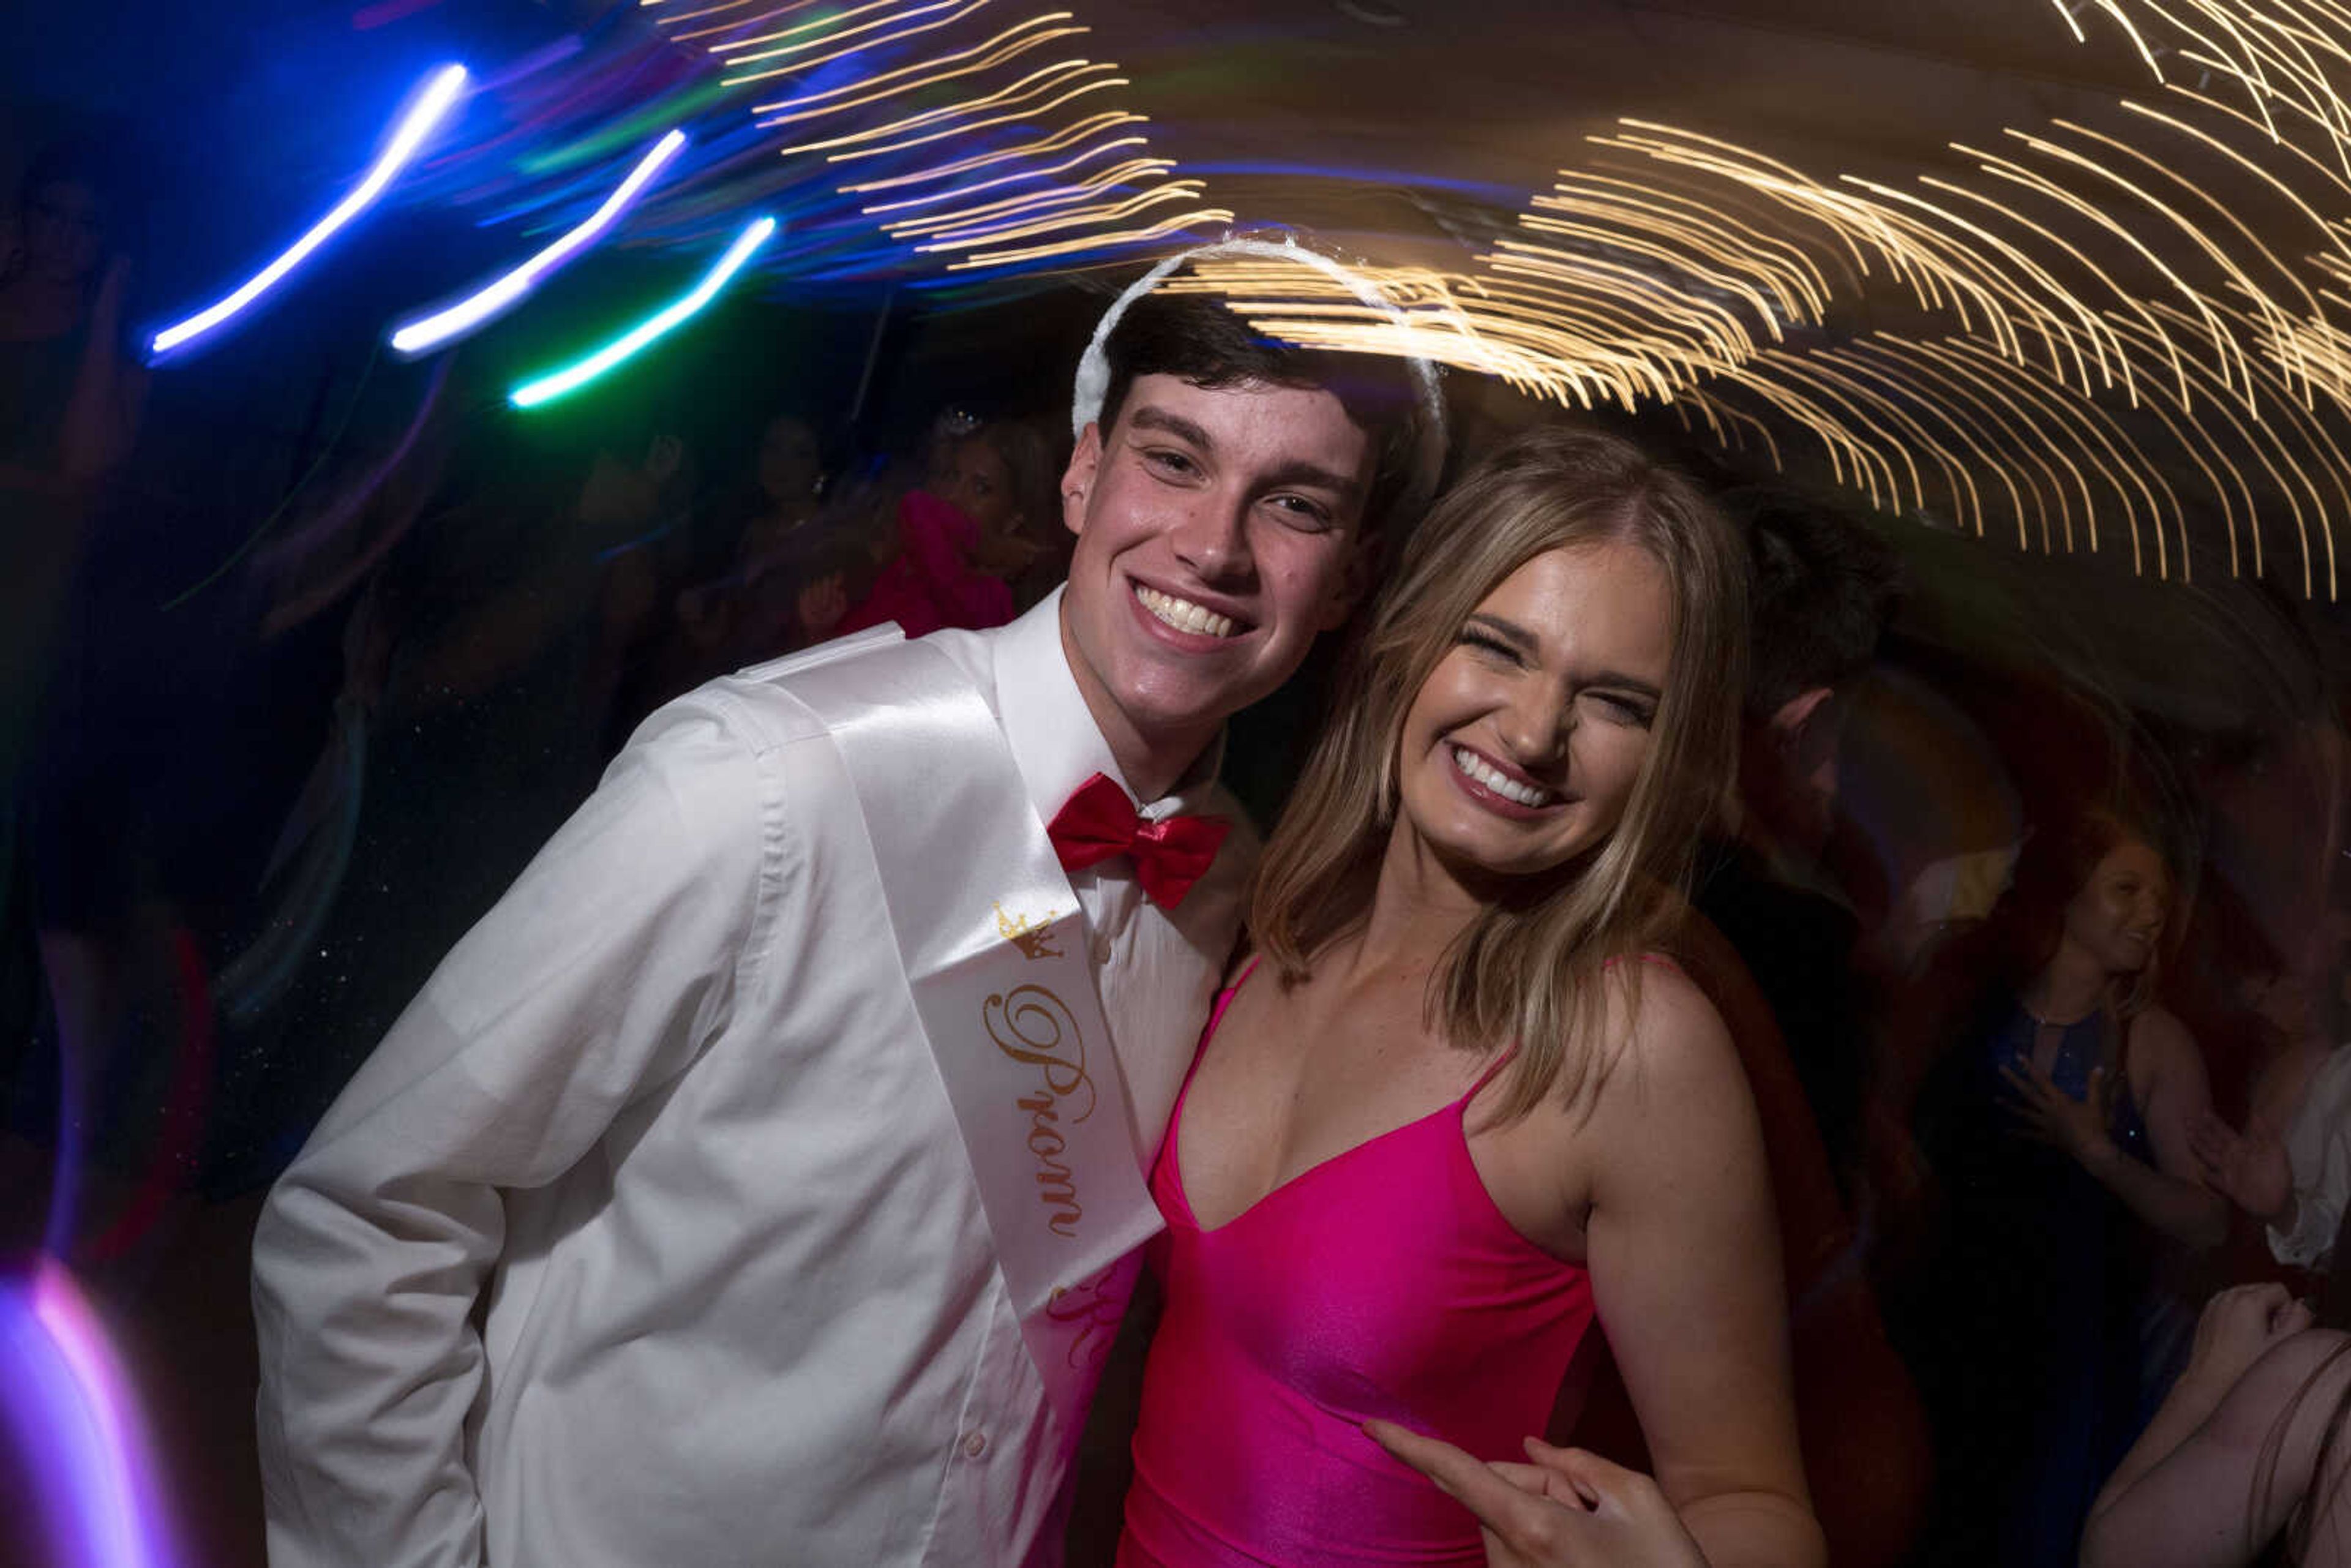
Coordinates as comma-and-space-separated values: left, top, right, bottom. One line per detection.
783, 633, 1157, 1450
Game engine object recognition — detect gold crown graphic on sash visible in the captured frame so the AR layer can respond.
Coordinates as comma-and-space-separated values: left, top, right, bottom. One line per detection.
994, 902, 1065, 962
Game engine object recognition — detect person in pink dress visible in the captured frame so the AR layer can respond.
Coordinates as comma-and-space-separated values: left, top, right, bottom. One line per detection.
828, 415, 1062, 640
1119, 427, 1824, 1568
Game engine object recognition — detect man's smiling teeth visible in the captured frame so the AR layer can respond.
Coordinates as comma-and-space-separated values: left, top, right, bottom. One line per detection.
1452, 745, 1559, 808
1135, 584, 1236, 639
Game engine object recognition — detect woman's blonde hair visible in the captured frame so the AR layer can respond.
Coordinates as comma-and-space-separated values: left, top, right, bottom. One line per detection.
1251, 426, 1750, 1121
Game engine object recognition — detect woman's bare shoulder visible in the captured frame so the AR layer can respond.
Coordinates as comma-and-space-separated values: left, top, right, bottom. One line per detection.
2129, 1002, 2198, 1059
1585, 953, 1747, 1124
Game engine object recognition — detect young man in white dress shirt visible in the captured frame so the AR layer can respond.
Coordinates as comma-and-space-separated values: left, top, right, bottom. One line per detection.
250, 281, 1431, 1568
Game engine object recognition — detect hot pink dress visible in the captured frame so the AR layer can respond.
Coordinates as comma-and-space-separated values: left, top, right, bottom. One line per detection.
836, 490, 1013, 639
1119, 966, 1599, 1567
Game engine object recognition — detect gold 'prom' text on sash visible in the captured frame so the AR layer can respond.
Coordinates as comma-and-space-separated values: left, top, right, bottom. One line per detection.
783, 634, 1158, 1454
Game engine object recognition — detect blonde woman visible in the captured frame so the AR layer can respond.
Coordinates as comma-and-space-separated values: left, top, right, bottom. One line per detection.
1117, 428, 1822, 1568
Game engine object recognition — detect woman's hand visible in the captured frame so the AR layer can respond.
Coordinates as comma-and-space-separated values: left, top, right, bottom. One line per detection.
1367, 1422, 1709, 1568
970, 524, 1043, 579
796, 573, 848, 640
2180, 1282, 2314, 1401
2000, 1059, 2117, 1166
2189, 1111, 2293, 1224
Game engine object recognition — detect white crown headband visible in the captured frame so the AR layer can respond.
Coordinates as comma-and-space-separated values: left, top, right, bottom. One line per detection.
1068, 234, 1448, 509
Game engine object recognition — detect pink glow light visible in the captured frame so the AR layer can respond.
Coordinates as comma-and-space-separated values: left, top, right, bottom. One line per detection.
0, 1261, 184, 1568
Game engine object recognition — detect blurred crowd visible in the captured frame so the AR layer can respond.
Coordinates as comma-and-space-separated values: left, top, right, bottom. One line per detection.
2, 122, 2348, 1568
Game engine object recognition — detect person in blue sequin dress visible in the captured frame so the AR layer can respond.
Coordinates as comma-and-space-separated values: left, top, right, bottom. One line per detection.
1907, 811, 2229, 1567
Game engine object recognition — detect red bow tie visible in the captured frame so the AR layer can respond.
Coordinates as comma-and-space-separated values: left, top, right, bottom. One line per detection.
1046, 772, 1231, 909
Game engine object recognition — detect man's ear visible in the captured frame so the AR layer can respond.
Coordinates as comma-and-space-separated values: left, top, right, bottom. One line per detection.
1060, 422, 1103, 539
1769, 685, 1835, 743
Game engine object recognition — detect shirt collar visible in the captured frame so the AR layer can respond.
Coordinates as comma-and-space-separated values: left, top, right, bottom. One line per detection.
991, 586, 1228, 826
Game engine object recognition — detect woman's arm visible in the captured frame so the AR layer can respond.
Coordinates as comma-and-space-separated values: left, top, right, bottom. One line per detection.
1581, 967, 1824, 1568
2121, 1009, 2233, 1249
2006, 1007, 2227, 1248
2082, 1288, 2342, 1568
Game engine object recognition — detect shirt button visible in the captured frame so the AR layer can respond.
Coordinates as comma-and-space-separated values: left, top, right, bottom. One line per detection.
961, 1430, 989, 1460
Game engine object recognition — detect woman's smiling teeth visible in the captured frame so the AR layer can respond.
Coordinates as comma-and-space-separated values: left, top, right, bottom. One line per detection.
1135, 583, 1237, 639
1450, 745, 1560, 808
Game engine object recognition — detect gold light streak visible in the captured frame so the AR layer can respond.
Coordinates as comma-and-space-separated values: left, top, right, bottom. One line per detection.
748, 11, 1076, 107
2118, 97, 2351, 263
651, 0, 1234, 308
1207, 303, 1630, 407
1561, 171, 1841, 318
1595, 126, 2083, 375
1712, 363, 1903, 507
2000, 123, 2298, 389
880, 156, 1174, 237
1957, 138, 2254, 401
945, 207, 1234, 269
666, 0, 825, 43
2270, 290, 2351, 406
744, 15, 1081, 107
1607, 121, 1892, 277
2078, 333, 2255, 578
648, 0, 2351, 596
2051, 1, 2351, 162
1681, 389, 1788, 471
1847, 171, 2143, 397
1165, 261, 1679, 408
2106, 311, 2296, 582
786, 69, 1124, 159
1518, 209, 1793, 340
1831, 340, 2042, 545
2228, 7, 2345, 127
1464, 268, 1731, 384
1768, 345, 1946, 512
1529, 180, 1831, 323
1440, 269, 1718, 397
1490, 242, 1761, 372
1963, 336, 2186, 578
1906, 336, 2115, 560
1861, 336, 2075, 552
729, 2, 1006, 84
719, 0, 959, 58
645, 0, 781, 17
1901, 169, 2182, 398
853, 132, 1145, 210
910, 179, 1202, 252
1940, 330, 2187, 577
1806, 346, 1995, 535
836, 108, 1141, 188
2156, 296, 2344, 593
2118, 309, 2282, 580
2075, 0, 2173, 79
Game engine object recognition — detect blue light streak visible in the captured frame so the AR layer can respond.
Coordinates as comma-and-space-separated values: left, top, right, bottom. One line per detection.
388, 128, 688, 356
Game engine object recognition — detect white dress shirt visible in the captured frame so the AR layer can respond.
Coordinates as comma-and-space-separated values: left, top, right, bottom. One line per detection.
252, 591, 1253, 1568
2269, 1044, 2351, 1270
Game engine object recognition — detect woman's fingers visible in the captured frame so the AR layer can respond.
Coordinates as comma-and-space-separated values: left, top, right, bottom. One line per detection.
1524, 1440, 1630, 1509
1367, 1422, 1582, 1542
1998, 1063, 2059, 1111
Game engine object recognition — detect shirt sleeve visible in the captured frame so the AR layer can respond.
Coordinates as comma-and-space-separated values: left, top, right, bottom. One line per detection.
251, 693, 786, 1568
2269, 1052, 2351, 1270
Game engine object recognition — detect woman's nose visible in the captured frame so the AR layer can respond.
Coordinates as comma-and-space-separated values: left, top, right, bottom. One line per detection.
1499, 689, 1572, 765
